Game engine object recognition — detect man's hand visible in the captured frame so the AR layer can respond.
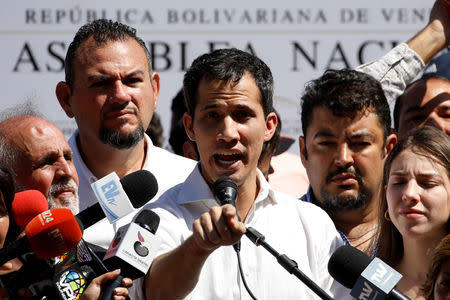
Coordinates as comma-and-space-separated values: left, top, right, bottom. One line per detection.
192, 204, 246, 253
409, 0, 450, 63
80, 269, 133, 300
429, 0, 450, 46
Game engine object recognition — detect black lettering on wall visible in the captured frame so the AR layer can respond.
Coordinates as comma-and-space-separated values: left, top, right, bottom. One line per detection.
13, 43, 40, 72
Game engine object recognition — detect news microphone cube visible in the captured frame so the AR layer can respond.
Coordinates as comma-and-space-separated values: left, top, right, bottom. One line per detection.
350, 257, 402, 300
103, 222, 161, 278
91, 172, 134, 223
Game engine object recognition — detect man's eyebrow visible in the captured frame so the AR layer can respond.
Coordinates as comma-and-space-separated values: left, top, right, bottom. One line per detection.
126, 70, 145, 77
32, 151, 57, 167
312, 131, 336, 139
404, 105, 423, 114
199, 103, 219, 111
87, 74, 108, 82
350, 132, 375, 140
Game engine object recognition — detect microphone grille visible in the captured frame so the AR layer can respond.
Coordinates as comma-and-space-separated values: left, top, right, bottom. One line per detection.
213, 177, 238, 194
327, 245, 370, 289
120, 170, 159, 208
12, 190, 49, 227
135, 209, 160, 234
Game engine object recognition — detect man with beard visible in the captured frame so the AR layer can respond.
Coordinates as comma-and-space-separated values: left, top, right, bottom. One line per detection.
0, 108, 133, 299
299, 70, 397, 255
0, 112, 80, 215
55, 19, 196, 251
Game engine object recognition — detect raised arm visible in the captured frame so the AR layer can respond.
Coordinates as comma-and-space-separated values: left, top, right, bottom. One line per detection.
356, 0, 450, 104
144, 204, 246, 300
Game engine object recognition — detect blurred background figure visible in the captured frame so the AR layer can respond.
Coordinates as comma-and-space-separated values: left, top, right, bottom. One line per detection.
377, 126, 450, 299
168, 89, 199, 160
145, 111, 164, 148
0, 167, 15, 249
258, 109, 309, 198
422, 234, 450, 300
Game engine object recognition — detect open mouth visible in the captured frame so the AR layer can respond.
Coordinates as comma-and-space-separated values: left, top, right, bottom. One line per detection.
214, 153, 243, 166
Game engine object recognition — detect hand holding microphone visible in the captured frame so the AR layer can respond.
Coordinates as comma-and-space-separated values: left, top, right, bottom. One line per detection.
79, 269, 132, 300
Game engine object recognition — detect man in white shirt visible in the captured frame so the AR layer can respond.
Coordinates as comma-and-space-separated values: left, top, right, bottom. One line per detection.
55, 19, 196, 250
143, 48, 349, 299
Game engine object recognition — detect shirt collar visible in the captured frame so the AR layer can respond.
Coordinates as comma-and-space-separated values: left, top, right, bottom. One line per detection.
176, 165, 277, 206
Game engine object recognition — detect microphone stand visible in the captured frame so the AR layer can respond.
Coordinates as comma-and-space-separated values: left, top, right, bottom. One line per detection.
245, 227, 333, 300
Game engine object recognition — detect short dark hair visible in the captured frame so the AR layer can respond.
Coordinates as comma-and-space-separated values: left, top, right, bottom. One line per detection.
65, 19, 151, 88
301, 69, 391, 140
183, 48, 274, 118
145, 111, 164, 148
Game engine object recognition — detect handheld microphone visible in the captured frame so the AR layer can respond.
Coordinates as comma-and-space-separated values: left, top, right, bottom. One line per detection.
0, 208, 83, 265
213, 177, 241, 252
78, 170, 158, 228
328, 245, 410, 300
100, 209, 161, 300
12, 190, 49, 227
213, 177, 238, 208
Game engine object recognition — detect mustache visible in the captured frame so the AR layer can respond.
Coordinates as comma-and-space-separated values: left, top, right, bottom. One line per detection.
49, 178, 78, 197
325, 167, 363, 184
103, 104, 137, 115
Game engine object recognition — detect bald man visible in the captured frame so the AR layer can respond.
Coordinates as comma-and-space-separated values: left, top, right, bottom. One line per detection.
0, 115, 79, 214
0, 111, 133, 299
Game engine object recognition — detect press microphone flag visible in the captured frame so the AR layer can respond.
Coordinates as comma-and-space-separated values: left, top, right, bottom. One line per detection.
91, 171, 133, 223
328, 245, 410, 300
103, 209, 161, 278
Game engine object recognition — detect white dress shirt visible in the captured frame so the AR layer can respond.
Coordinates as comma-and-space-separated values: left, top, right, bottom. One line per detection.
143, 165, 351, 300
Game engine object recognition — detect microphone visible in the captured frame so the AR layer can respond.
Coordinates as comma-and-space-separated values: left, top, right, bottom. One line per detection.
213, 177, 241, 252
212, 177, 333, 300
12, 190, 49, 227
77, 170, 158, 228
0, 208, 83, 265
213, 177, 238, 207
100, 209, 161, 300
328, 245, 410, 300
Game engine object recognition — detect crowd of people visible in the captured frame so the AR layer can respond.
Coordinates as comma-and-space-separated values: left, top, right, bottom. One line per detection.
0, 0, 448, 299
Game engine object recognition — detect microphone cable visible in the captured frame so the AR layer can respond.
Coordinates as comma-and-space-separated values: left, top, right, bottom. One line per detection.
235, 248, 257, 300
233, 213, 257, 300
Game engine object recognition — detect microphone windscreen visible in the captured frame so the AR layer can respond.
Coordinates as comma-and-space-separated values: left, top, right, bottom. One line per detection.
120, 170, 158, 208
135, 209, 160, 234
24, 208, 82, 259
213, 177, 238, 206
12, 190, 49, 227
327, 245, 371, 289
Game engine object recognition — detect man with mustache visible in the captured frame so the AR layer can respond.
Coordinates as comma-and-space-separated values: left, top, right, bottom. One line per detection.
55, 19, 196, 251
0, 107, 132, 299
299, 69, 397, 254
0, 111, 80, 215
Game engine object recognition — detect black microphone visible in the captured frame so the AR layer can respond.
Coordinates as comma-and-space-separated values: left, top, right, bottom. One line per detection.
213, 177, 238, 208
328, 245, 410, 300
77, 170, 158, 228
213, 177, 241, 252
100, 209, 161, 300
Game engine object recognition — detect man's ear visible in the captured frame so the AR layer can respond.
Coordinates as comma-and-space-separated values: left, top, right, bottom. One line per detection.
299, 136, 307, 166
183, 113, 195, 141
264, 111, 277, 142
150, 72, 161, 110
384, 132, 397, 158
55, 81, 75, 118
